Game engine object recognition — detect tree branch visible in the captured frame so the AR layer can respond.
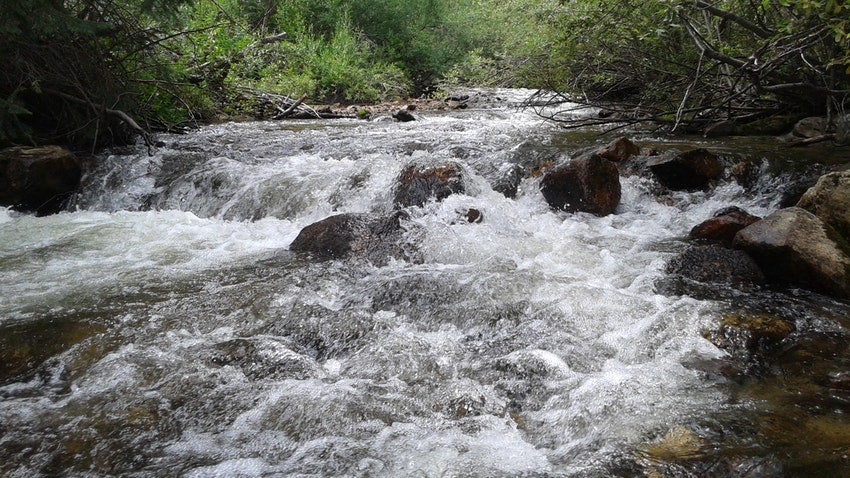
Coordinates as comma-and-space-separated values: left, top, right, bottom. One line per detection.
692, 0, 772, 38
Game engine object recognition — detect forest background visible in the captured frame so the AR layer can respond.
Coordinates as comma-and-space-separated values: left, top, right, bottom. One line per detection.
2, 0, 850, 150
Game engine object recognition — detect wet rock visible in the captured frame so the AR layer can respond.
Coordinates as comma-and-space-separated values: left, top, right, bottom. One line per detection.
797, 170, 850, 239
0, 146, 81, 215
595, 136, 640, 163
289, 212, 409, 263
779, 175, 821, 208
705, 313, 795, 355
645, 148, 723, 191
392, 109, 416, 122
0, 316, 105, 384
640, 428, 706, 462
464, 208, 482, 223
689, 207, 761, 245
208, 337, 319, 380
730, 161, 758, 188
540, 153, 621, 216
734, 207, 850, 298
666, 245, 764, 285
793, 116, 829, 138
491, 163, 523, 198
394, 161, 466, 207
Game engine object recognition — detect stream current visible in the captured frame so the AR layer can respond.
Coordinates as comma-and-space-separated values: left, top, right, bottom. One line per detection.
2, 90, 850, 477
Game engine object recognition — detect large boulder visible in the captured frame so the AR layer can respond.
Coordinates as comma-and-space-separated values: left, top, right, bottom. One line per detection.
792, 116, 829, 138
733, 207, 850, 298
646, 148, 723, 191
796, 170, 850, 240
0, 146, 81, 215
540, 153, 621, 216
690, 206, 761, 245
394, 161, 466, 208
666, 245, 764, 285
289, 212, 409, 264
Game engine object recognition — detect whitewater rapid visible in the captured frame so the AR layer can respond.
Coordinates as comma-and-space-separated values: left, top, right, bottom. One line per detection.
0, 90, 790, 476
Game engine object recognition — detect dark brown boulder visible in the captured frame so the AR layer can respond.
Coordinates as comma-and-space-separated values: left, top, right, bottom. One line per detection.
392, 109, 416, 122
289, 212, 408, 263
394, 162, 465, 208
690, 207, 761, 245
666, 245, 764, 285
733, 207, 850, 298
730, 161, 758, 189
0, 146, 81, 215
646, 148, 723, 191
595, 137, 640, 163
540, 153, 621, 216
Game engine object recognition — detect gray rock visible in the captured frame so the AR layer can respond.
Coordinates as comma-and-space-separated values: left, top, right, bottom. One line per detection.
792, 116, 828, 138
734, 207, 850, 298
666, 245, 764, 285
797, 170, 850, 240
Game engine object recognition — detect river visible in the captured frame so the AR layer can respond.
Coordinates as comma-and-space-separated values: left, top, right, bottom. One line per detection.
2, 89, 850, 477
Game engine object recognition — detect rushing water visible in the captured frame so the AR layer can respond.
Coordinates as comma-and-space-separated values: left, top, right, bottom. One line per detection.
2, 90, 850, 477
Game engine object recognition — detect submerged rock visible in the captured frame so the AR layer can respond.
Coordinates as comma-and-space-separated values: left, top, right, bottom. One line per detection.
689, 207, 761, 245
0, 145, 81, 215
640, 427, 707, 462
734, 207, 850, 298
705, 313, 796, 356
646, 148, 723, 191
797, 170, 850, 240
394, 161, 466, 207
289, 212, 409, 263
666, 245, 764, 285
540, 153, 621, 216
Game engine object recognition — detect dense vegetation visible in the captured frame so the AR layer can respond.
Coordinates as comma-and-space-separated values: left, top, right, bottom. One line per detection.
2, 0, 850, 149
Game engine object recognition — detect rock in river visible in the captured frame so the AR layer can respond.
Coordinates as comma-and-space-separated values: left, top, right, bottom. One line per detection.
0, 145, 81, 215
646, 148, 723, 191
690, 207, 761, 245
540, 153, 621, 216
734, 207, 850, 298
666, 244, 764, 285
289, 212, 409, 263
394, 161, 466, 208
797, 170, 850, 240
595, 136, 640, 163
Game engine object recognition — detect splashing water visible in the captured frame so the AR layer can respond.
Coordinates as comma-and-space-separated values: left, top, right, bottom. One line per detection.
1, 89, 847, 477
